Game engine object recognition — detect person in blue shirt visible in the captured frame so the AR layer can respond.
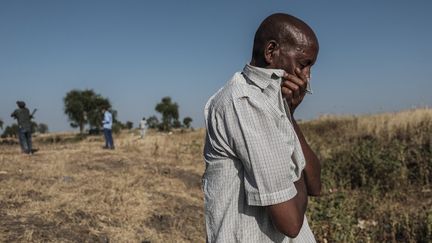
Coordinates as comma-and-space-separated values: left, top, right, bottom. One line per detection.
102, 107, 114, 149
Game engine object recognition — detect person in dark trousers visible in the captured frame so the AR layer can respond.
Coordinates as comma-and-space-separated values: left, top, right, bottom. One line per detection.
11, 101, 34, 154
102, 107, 114, 149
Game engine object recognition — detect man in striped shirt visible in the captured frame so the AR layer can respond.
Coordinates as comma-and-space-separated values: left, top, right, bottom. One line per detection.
203, 13, 321, 242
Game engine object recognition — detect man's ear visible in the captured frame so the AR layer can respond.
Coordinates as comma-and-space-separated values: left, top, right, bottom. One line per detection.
264, 40, 279, 66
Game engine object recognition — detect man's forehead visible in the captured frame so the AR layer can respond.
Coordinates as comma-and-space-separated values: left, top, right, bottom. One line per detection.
280, 23, 318, 47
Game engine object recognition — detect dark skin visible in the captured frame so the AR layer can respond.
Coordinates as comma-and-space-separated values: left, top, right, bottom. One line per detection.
250, 13, 321, 238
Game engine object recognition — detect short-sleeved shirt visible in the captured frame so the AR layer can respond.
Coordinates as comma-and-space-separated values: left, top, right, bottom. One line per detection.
11, 108, 32, 131
140, 120, 148, 129
202, 64, 316, 242
103, 111, 113, 129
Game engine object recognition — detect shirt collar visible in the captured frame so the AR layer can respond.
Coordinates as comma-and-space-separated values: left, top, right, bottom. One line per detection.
242, 64, 285, 90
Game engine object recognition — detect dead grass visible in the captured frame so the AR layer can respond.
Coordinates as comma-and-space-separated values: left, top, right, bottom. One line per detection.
309, 107, 432, 141
1, 108, 431, 242
0, 129, 206, 242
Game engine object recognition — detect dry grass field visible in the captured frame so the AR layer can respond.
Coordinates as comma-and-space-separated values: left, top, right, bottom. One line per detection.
0, 129, 206, 242
1, 108, 431, 242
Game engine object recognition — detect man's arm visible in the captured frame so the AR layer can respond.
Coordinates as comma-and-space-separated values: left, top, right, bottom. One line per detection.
267, 118, 321, 237
267, 173, 308, 238
281, 69, 322, 196
221, 96, 310, 238
267, 120, 321, 238
30, 108, 37, 119
292, 119, 321, 196
268, 69, 322, 237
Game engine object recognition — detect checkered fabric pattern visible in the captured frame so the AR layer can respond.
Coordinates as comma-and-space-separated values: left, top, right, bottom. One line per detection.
202, 64, 316, 243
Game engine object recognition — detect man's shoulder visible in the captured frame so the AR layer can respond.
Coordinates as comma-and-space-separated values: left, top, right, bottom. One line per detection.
207, 72, 261, 112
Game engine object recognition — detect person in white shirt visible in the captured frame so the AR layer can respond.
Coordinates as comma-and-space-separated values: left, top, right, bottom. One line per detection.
139, 117, 148, 139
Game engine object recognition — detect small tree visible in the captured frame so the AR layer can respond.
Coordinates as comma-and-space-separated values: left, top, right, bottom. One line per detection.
37, 123, 49, 134
112, 121, 124, 134
1, 124, 19, 138
146, 116, 159, 129
183, 117, 193, 129
125, 121, 133, 130
30, 121, 38, 133
0, 119, 3, 130
155, 96, 179, 132
63, 89, 112, 133
87, 96, 111, 129
173, 120, 182, 128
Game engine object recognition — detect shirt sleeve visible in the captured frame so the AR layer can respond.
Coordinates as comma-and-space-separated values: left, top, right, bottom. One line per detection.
221, 96, 299, 206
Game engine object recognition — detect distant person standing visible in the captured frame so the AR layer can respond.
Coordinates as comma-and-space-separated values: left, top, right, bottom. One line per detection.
11, 101, 34, 154
102, 107, 114, 149
139, 117, 148, 139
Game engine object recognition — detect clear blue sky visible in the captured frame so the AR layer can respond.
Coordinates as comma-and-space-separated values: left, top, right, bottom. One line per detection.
1, 0, 431, 132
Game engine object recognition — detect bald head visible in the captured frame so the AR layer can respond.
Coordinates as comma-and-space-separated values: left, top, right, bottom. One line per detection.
251, 13, 319, 69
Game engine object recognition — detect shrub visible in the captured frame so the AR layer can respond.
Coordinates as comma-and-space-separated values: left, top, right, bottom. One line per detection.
301, 108, 432, 242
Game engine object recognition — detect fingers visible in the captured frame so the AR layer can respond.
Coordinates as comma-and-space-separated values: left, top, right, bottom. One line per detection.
281, 86, 292, 100
281, 68, 308, 99
282, 80, 301, 99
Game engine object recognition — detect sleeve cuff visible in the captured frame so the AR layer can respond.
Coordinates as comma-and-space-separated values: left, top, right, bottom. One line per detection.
246, 185, 297, 206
